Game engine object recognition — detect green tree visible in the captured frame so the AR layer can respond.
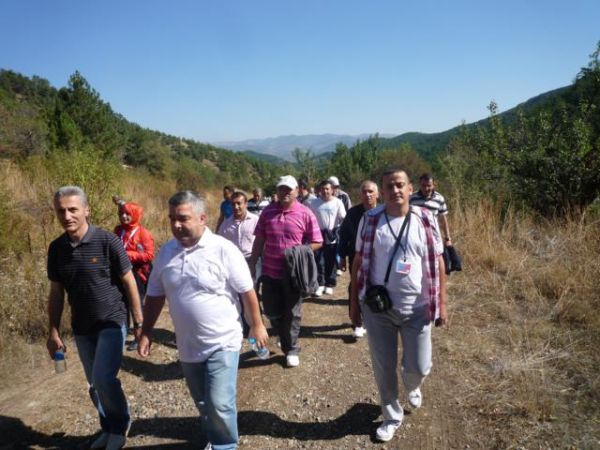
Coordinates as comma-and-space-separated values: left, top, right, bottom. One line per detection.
292, 147, 318, 183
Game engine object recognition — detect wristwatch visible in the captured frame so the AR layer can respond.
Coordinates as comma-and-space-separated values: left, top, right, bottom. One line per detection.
133, 321, 143, 330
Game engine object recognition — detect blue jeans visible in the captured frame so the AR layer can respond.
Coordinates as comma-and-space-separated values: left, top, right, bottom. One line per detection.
74, 324, 130, 435
181, 350, 240, 450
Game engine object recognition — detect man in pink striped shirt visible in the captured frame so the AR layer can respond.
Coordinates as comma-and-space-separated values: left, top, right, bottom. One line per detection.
250, 175, 322, 367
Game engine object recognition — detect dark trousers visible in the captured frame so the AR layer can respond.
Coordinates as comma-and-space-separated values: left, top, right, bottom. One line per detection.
260, 275, 302, 356
346, 253, 363, 327
315, 243, 338, 287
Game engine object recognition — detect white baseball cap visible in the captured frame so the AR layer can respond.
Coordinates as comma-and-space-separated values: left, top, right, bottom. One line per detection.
276, 175, 298, 190
327, 176, 340, 186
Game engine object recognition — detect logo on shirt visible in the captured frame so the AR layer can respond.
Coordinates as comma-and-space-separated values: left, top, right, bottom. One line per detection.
90, 257, 98, 263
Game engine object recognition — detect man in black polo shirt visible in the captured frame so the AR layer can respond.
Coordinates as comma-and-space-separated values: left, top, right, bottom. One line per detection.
46, 186, 143, 450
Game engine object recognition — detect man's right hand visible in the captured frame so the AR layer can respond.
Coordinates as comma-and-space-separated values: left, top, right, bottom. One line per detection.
46, 334, 65, 359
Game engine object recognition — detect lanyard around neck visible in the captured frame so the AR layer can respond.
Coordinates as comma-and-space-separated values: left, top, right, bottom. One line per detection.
383, 212, 411, 284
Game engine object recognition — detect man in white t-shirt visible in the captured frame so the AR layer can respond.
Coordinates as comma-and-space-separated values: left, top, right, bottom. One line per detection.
309, 180, 346, 296
350, 168, 447, 443
138, 191, 268, 450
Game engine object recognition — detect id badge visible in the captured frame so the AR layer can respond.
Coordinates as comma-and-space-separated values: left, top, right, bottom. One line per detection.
396, 259, 411, 275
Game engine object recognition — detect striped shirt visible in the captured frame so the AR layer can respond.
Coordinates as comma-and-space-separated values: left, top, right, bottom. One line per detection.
254, 201, 322, 279
410, 190, 448, 217
47, 225, 132, 335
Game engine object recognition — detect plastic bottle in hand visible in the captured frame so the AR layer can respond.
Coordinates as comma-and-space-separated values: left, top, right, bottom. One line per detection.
54, 349, 66, 373
248, 338, 269, 360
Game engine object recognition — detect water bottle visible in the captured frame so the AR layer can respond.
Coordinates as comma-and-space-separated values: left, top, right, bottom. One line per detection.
248, 338, 269, 360
54, 349, 66, 373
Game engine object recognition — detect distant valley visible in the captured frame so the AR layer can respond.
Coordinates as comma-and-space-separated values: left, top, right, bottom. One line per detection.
214, 133, 394, 161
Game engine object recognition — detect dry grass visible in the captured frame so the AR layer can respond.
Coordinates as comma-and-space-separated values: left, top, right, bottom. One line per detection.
445, 199, 600, 448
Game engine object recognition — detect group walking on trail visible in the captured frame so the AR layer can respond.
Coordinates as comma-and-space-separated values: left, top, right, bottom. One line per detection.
45, 167, 454, 449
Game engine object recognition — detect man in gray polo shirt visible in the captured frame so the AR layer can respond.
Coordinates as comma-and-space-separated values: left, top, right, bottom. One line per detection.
139, 191, 268, 450
47, 185, 143, 450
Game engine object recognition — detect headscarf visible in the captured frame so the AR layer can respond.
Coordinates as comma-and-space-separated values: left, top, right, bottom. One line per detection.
118, 202, 143, 231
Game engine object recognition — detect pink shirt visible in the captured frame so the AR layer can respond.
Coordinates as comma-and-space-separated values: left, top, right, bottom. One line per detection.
217, 212, 259, 259
254, 201, 323, 279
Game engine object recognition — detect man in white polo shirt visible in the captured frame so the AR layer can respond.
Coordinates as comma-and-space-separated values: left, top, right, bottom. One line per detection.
138, 191, 268, 450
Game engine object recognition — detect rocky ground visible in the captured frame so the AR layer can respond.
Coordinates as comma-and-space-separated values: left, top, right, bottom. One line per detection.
0, 272, 475, 449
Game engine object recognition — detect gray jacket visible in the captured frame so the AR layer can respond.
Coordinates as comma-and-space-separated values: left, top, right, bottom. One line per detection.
284, 245, 319, 296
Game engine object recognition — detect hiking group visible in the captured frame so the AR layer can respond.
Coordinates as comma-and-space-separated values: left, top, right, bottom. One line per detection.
46, 168, 455, 448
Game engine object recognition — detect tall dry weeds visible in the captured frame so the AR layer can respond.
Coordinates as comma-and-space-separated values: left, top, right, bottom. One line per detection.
444, 198, 600, 447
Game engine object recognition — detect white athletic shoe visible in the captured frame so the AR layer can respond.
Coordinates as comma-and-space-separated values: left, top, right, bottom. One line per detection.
336, 269, 343, 276
314, 286, 325, 297
286, 354, 300, 367
408, 387, 423, 409
352, 326, 366, 338
324, 287, 333, 295
375, 420, 401, 442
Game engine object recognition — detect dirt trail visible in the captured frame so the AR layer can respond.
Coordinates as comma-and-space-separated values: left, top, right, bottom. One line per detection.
0, 273, 472, 449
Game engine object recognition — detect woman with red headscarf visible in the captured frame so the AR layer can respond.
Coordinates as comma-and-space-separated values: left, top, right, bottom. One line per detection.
114, 201, 155, 350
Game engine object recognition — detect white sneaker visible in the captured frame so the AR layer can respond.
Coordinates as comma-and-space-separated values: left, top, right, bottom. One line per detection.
336, 269, 343, 276
324, 287, 333, 295
408, 387, 423, 409
375, 420, 401, 442
90, 432, 110, 449
352, 326, 366, 338
314, 286, 325, 297
286, 354, 300, 367
106, 433, 126, 450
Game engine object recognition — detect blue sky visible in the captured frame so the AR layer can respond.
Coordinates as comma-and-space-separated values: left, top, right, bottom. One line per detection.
1, 1, 598, 142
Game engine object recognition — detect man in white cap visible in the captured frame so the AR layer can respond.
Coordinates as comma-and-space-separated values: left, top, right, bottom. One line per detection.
328, 176, 352, 213
250, 175, 323, 367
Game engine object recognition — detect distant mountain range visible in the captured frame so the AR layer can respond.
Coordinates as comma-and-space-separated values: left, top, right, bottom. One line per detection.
215, 85, 570, 163
214, 133, 394, 161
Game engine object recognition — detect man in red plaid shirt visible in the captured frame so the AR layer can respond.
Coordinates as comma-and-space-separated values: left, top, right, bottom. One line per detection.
350, 167, 447, 443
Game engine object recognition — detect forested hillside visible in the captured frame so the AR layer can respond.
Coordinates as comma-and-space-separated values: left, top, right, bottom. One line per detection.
0, 70, 289, 191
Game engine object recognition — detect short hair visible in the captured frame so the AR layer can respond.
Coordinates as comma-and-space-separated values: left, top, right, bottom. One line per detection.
168, 191, 206, 215
252, 187, 262, 196
360, 180, 378, 191
231, 191, 248, 202
318, 180, 332, 190
54, 185, 88, 206
223, 185, 233, 193
381, 167, 412, 183
419, 173, 434, 183
298, 178, 309, 189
